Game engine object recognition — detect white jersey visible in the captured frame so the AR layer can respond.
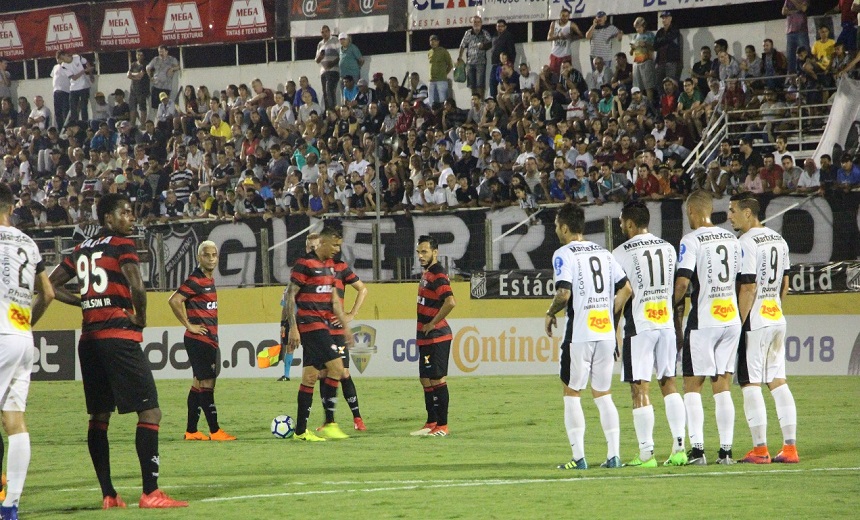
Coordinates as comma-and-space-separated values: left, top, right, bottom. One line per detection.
739, 226, 790, 330
677, 226, 741, 330
550, 21, 572, 58
613, 232, 676, 337
553, 240, 628, 343
0, 225, 43, 337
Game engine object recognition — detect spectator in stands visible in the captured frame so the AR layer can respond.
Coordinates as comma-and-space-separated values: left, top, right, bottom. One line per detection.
458, 16, 492, 98
426, 35, 454, 107
655, 11, 682, 94
316, 26, 340, 111
783, 0, 810, 73
489, 19, 516, 98
156, 92, 177, 135
147, 45, 180, 113
127, 50, 150, 126
586, 11, 622, 71
812, 24, 837, 72
338, 33, 364, 84
761, 38, 789, 89
90, 92, 110, 131
836, 156, 860, 188
51, 51, 72, 131
67, 52, 93, 126
630, 17, 657, 103
586, 57, 612, 92
759, 154, 784, 193
690, 46, 713, 94
111, 89, 131, 128
611, 52, 634, 93
796, 157, 821, 192
0, 59, 10, 102
28, 96, 50, 132
659, 78, 678, 117
717, 50, 741, 81
780, 156, 802, 192
740, 44, 763, 82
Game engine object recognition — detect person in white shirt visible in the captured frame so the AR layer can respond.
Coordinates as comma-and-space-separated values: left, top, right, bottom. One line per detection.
50, 51, 72, 130
518, 63, 539, 91
27, 97, 51, 132
796, 158, 820, 193
586, 57, 613, 91
347, 148, 369, 178
613, 201, 688, 467
67, 54, 93, 126
546, 203, 632, 470
674, 190, 741, 465
421, 177, 447, 212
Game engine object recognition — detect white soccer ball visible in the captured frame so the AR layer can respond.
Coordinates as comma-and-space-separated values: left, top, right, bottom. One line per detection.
271, 415, 295, 439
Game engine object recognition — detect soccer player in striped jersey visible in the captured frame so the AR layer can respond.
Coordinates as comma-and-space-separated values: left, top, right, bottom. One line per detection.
547, 203, 632, 469
0, 183, 54, 520
317, 253, 369, 431
278, 234, 320, 381
285, 226, 353, 441
674, 190, 741, 466
36, 193, 187, 509
613, 201, 687, 468
169, 240, 236, 442
411, 236, 456, 437
728, 194, 799, 464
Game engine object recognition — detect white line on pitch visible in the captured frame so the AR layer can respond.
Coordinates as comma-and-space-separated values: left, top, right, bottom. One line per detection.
201, 466, 860, 503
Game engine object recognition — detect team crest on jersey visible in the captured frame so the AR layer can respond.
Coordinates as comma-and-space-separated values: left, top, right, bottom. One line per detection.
678, 244, 686, 263
349, 324, 378, 374
644, 301, 670, 324
8, 303, 30, 331
148, 225, 199, 289
470, 272, 486, 299
554, 256, 564, 276
710, 299, 737, 321
759, 299, 782, 320
587, 309, 611, 332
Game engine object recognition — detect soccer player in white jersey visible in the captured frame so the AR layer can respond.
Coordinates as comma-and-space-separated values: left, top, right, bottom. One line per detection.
613, 201, 687, 468
728, 194, 799, 464
0, 183, 55, 520
673, 190, 742, 465
546, 203, 632, 470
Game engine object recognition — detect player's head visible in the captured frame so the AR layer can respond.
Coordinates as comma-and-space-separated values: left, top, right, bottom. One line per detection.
728, 193, 760, 233
306, 232, 321, 254
555, 203, 585, 241
620, 201, 650, 239
97, 193, 134, 235
685, 190, 713, 228
316, 227, 342, 260
416, 235, 439, 269
0, 183, 13, 222
197, 240, 218, 274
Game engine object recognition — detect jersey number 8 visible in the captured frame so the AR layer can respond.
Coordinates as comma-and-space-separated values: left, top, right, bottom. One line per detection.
77, 252, 109, 295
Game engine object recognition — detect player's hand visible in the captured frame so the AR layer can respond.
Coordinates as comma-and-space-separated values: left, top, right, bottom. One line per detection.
344, 332, 355, 349
613, 344, 620, 361
545, 314, 556, 337
187, 324, 207, 335
287, 328, 300, 353
124, 309, 145, 328
421, 323, 435, 334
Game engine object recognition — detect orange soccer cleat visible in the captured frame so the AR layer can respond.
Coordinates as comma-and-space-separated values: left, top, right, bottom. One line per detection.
139, 489, 189, 509
102, 494, 127, 509
184, 431, 209, 441
773, 445, 799, 463
208, 429, 237, 441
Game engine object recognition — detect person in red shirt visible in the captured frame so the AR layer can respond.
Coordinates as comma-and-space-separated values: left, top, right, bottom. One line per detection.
635, 164, 662, 197
758, 154, 784, 192
659, 77, 678, 116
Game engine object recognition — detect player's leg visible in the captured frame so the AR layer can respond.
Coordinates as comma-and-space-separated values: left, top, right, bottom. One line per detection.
311, 330, 348, 440
0, 336, 33, 517
340, 349, 367, 430
184, 376, 205, 439
294, 364, 321, 439
626, 333, 657, 467
591, 340, 621, 468
412, 344, 439, 435
190, 340, 234, 440
712, 325, 741, 464
427, 341, 451, 436
558, 341, 587, 469
683, 329, 711, 464
279, 324, 293, 381
656, 328, 686, 465
738, 326, 771, 463
767, 325, 798, 463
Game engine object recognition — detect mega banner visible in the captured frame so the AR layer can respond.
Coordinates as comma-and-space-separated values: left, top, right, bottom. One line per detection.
280, 0, 408, 39
0, 3, 90, 60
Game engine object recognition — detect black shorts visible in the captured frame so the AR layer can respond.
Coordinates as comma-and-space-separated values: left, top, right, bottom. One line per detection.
332, 333, 350, 368
79, 338, 159, 415
128, 91, 147, 111
300, 328, 340, 370
185, 336, 218, 380
418, 341, 450, 380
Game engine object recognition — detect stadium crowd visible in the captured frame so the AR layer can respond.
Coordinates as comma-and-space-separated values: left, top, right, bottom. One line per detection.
2, 1, 860, 231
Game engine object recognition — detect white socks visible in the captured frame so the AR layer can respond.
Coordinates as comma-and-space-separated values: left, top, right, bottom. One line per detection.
563, 396, 586, 461
594, 395, 620, 460
714, 391, 735, 451
742, 385, 768, 447
4, 433, 30, 507
632, 405, 655, 461
663, 392, 686, 453
771, 384, 797, 445
684, 392, 704, 449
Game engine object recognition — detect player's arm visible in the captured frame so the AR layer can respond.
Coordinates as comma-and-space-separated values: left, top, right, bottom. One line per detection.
285, 283, 301, 352
121, 262, 147, 328
46, 264, 79, 306
545, 284, 571, 338
614, 280, 632, 319
168, 290, 206, 335
780, 274, 789, 302
423, 294, 456, 334
30, 271, 55, 326
737, 281, 756, 324
346, 280, 368, 321
331, 289, 354, 348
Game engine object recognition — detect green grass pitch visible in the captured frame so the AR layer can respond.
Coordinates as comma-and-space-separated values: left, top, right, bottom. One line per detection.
20, 375, 860, 518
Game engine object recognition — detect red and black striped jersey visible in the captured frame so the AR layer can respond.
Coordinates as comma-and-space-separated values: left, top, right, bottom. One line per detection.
290, 251, 335, 334
176, 267, 218, 348
59, 232, 142, 342
416, 262, 453, 346
329, 256, 359, 336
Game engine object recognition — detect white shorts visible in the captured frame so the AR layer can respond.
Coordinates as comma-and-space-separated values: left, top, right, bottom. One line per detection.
682, 325, 742, 377
738, 324, 786, 385
560, 340, 615, 393
621, 328, 677, 383
0, 334, 35, 412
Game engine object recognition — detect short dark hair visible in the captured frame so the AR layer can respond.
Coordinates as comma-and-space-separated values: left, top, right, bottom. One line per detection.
417, 235, 438, 250
621, 201, 650, 228
556, 203, 585, 234
730, 192, 760, 215
96, 193, 130, 226
319, 226, 342, 240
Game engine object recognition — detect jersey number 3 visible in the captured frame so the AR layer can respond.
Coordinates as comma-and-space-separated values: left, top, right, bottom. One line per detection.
77, 252, 109, 295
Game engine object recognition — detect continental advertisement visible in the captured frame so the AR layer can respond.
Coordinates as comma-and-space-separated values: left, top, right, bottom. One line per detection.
31, 283, 860, 380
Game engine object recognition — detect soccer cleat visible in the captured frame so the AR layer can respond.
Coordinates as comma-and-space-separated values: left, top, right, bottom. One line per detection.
184, 431, 209, 441
686, 449, 707, 465
663, 451, 689, 466
209, 429, 237, 441
0, 505, 17, 520
773, 444, 799, 463
353, 417, 367, 431
626, 456, 658, 468
102, 494, 127, 509
410, 422, 437, 436
740, 447, 771, 464
557, 458, 588, 470
428, 425, 449, 436
293, 430, 326, 442
138, 489, 188, 509
717, 448, 735, 465
277, 376, 290, 381
319, 422, 350, 440
600, 456, 623, 468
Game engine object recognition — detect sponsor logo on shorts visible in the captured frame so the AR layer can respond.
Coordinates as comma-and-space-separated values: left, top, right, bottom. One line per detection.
644, 301, 670, 324
8, 303, 30, 331
710, 299, 737, 322
587, 309, 612, 332
759, 299, 782, 320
